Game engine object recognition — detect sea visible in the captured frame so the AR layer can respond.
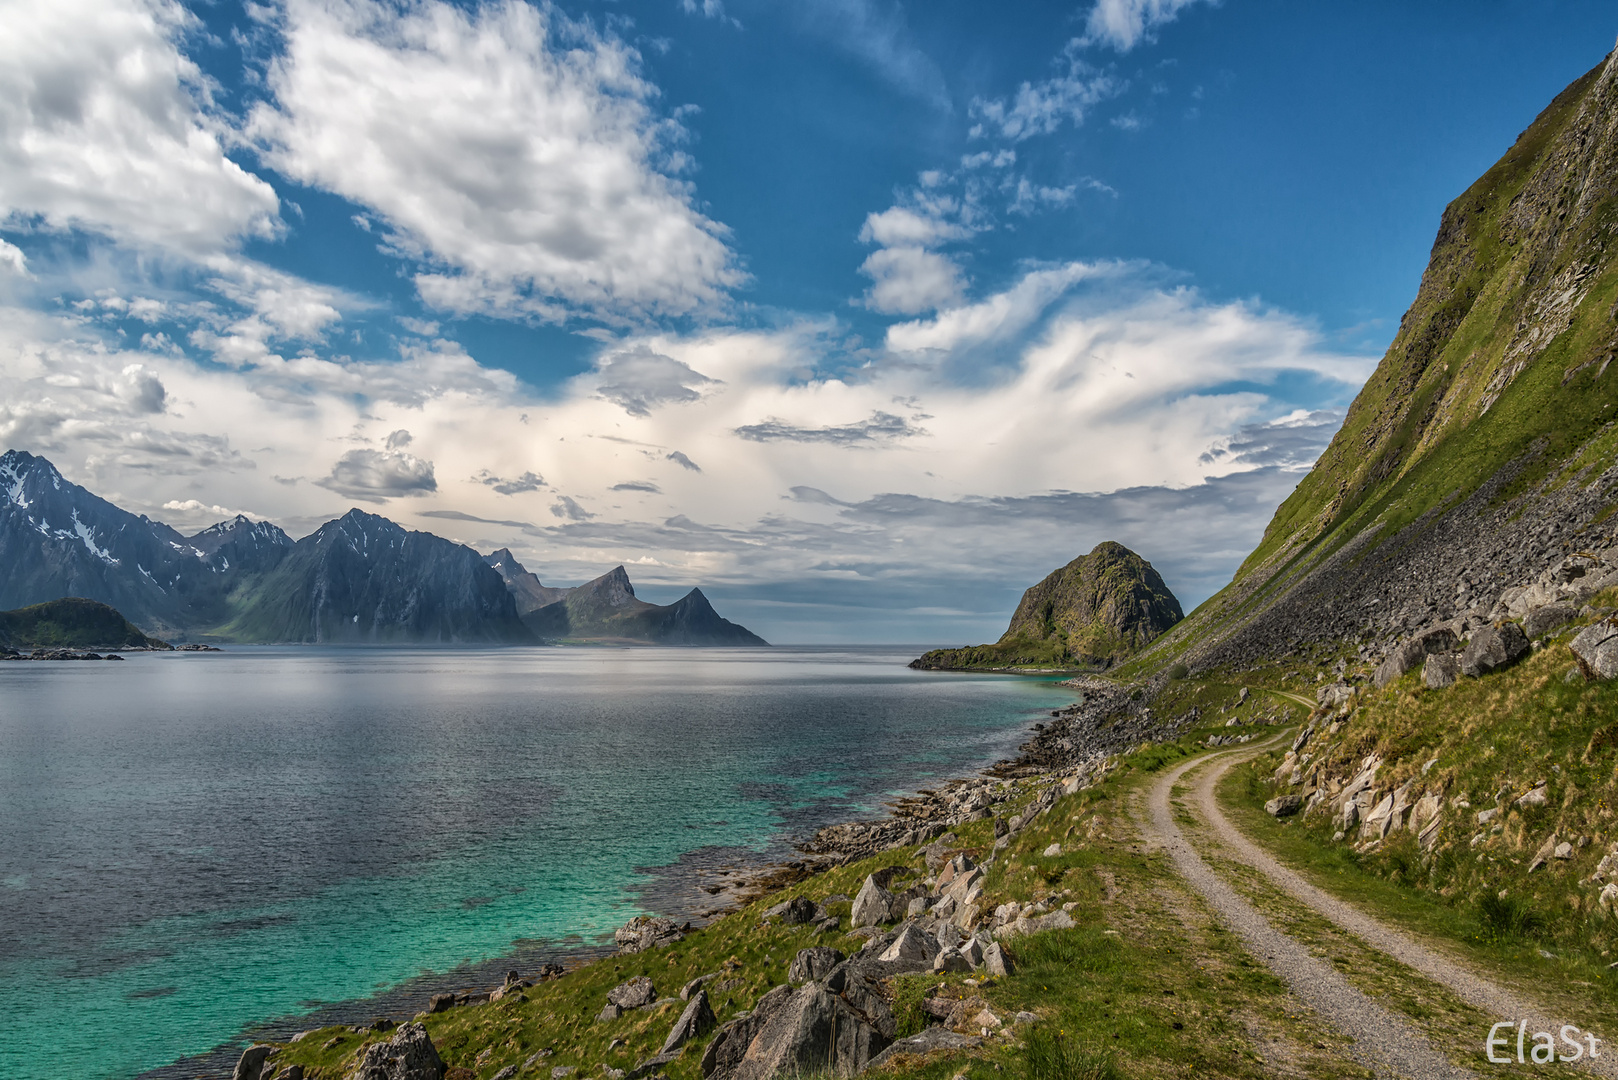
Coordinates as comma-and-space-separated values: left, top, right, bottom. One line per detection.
0, 645, 1077, 1080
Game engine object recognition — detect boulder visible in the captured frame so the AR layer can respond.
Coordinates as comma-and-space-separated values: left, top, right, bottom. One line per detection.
681, 974, 718, 1001
701, 985, 794, 1080
786, 947, 846, 986
724, 984, 891, 1080
1515, 783, 1549, 808
992, 910, 1075, 940
850, 875, 896, 928
608, 977, 657, 1010
1042, 843, 1062, 857
1460, 623, 1529, 678
1554, 842, 1574, 860
932, 948, 972, 974
1264, 795, 1303, 818
1358, 792, 1396, 841
1601, 883, 1618, 915
865, 1026, 981, 1069
615, 916, 685, 954
982, 941, 1013, 977
350, 1023, 446, 1080
232, 1046, 274, 1080
1524, 603, 1577, 639
1528, 833, 1559, 873
1374, 627, 1460, 688
1571, 619, 1618, 680
877, 923, 940, 970
1422, 653, 1461, 689
763, 896, 818, 926
661, 990, 717, 1054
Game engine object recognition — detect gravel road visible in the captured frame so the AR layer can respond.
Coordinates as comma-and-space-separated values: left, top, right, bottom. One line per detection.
1188, 750, 1616, 1078
1146, 746, 1477, 1080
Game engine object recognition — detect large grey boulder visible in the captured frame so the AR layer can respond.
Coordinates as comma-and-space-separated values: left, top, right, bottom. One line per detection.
762, 896, 818, 925
991, 909, 1075, 940
1571, 619, 1618, 679
725, 983, 891, 1080
232, 1046, 274, 1080
866, 1026, 981, 1069
701, 985, 794, 1080
1264, 795, 1303, 818
661, 990, 717, 1054
1524, 603, 1577, 639
607, 977, 657, 1009
850, 875, 896, 928
876, 923, 940, 970
615, 916, 685, 954
350, 1023, 445, 1080
787, 947, 846, 986
1374, 626, 1460, 688
1422, 653, 1461, 689
982, 941, 1013, 977
1461, 623, 1529, 678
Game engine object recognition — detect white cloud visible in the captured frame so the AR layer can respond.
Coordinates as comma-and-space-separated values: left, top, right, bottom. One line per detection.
250, 0, 744, 325
0, 239, 30, 277
0, 257, 1373, 637
1080, 0, 1210, 53
794, 0, 949, 108
970, 56, 1119, 141
859, 247, 968, 315
0, 0, 281, 255
858, 207, 974, 248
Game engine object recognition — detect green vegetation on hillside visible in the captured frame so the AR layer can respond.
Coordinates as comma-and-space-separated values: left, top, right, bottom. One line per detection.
914, 542, 1182, 672
1142, 55, 1618, 665
0, 597, 167, 650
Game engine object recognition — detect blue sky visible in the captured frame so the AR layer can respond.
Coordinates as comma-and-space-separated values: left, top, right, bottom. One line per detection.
0, 0, 1613, 641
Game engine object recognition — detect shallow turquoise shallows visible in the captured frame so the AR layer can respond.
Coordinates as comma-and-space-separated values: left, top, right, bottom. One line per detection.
0, 645, 1075, 1080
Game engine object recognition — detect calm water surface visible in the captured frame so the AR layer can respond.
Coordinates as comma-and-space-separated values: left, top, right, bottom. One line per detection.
0, 645, 1074, 1080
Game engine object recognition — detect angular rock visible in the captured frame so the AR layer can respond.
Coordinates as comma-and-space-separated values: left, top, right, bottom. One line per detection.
877, 923, 940, 970
598, 1004, 624, 1023
787, 947, 846, 986
1422, 652, 1461, 689
1374, 627, 1460, 688
763, 896, 818, 926
982, 941, 1013, 977
232, 1046, 274, 1080
725, 984, 891, 1080
627, 1051, 680, 1080
1460, 623, 1529, 678
350, 1023, 445, 1080
866, 1026, 981, 1069
608, 977, 657, 1010
1264, 795, 1303, 818
1042, 843, 1062, 857
1524, 603, 1577, 639
1601, 883, 1618, 915
681, 974, 719, 1001
701, 985, 794, 1080
1528, 833, 1559, 873
1571, 618, 1618, 679
1554, 842, 1574, 860
1515, 783, 1549, 808
932, 948, 972, 974
1359, 792, 1396, 841
661, 990, 717, 1054
615, 916, 685, 954
850, 875, 896, 928
992, 910, 1075, 940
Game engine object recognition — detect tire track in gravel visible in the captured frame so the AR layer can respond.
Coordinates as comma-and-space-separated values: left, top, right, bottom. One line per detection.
1188, 749, 1617, 1078
1146, 746, 1477, 1080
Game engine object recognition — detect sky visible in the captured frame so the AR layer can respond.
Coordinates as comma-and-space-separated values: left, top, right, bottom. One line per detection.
0, 0, 1614, 643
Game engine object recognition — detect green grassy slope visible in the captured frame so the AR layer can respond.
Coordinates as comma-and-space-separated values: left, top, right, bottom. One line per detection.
1135, 50, 1618, 669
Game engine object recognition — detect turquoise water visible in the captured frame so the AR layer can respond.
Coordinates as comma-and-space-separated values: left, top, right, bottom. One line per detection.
0, 646, 1074, 1080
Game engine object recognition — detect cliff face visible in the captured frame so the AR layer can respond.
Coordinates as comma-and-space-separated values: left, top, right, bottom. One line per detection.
1139, 41, 1618, 671
912, 541, 1182, 670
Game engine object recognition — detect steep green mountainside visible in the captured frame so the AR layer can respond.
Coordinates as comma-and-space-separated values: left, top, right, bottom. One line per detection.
1136, 45, 1618, 673
522, 566, 767, 646
913, 541, 1182, 671
0, 597, 168, 649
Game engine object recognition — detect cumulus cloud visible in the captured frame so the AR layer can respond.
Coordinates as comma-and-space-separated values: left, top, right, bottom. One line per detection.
859, 247, 968, 315
0, 0, 281, 255
250, 0, 743, 325
551, 495, 595, 520
595, 345, 718, 416
1079, 0, 1210, 52
317, 446, 438, 501
476, 469, 546, 495
0, 239, 30, 277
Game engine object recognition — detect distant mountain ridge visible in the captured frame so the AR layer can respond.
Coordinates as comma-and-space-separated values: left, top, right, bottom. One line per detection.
486, 554, 768, 646
0, 597, 168, 650
0, 449, 765, 645
912, 541, 1182, 671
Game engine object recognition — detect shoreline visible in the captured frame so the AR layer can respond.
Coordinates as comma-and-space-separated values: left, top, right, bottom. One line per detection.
134, 678, 1088, 1080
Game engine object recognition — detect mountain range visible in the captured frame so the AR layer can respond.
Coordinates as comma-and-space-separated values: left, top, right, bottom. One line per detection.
0, 450, 764, 646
